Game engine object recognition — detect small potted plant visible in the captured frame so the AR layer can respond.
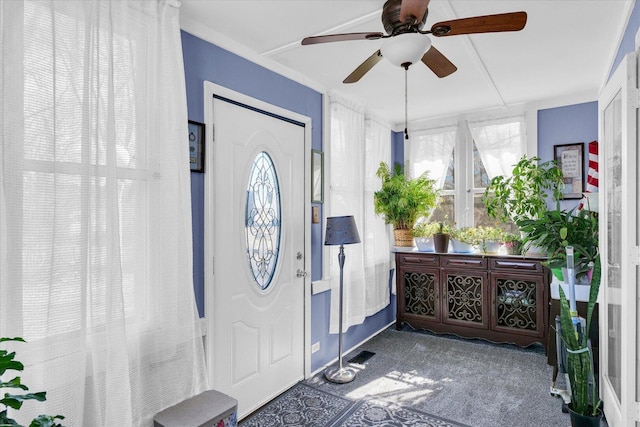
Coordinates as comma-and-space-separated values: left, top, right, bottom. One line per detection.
412, 222, 441, 252
502, 232, 524, 256
449, 227, 479, 253
476, 226, 505, 254
433, 222, 451, 253
374, 162, 440, 247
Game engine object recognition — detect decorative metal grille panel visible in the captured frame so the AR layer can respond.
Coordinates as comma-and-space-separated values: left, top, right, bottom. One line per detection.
403, 271, 436, 317
446, 274, 483, 323
496, 278, 537, 330
245, 151, 281, 290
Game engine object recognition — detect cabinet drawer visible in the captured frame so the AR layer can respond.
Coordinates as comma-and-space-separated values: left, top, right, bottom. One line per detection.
442, 256, 487, 269
398, 254, 439, 267
490, 258, 543, 273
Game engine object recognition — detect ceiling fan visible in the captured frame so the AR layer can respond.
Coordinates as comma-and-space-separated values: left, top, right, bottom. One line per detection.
301, 0, 527, 83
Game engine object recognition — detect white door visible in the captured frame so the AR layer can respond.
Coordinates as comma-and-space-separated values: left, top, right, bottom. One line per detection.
203, 84, 310, 418
598, 49, 640, 426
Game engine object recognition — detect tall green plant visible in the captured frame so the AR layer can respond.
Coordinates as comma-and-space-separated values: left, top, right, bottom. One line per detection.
374, 162, 439, 230
557, 256, 601, 417
482, 155, 564, 223
0, 337, 65, 427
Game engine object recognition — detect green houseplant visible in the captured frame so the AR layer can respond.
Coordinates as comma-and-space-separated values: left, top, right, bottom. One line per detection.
433, 222, 452, 253
557, 256, 602, 424
1, 337, 65, 427
517, 208, 598, 280
482, 155, 564, 224
374, 162, 439, 247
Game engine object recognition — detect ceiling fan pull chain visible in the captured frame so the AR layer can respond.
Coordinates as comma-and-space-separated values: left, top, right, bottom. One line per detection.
404, 66, 409, 140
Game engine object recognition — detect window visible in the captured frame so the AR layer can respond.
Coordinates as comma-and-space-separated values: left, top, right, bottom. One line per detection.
407, 116, 526, 228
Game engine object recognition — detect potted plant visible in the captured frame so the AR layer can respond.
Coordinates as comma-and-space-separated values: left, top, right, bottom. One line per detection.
374, 162, 439, 247
557, 256, 602, 426
475, 226, 505, 254
449, 227, 480, 253
517, 208, 598, 281
412, 222, 441, 252
482, 155, 564, 224
502, 232, 524, 255
433, 222, 452, 253
1, 337, 65, 426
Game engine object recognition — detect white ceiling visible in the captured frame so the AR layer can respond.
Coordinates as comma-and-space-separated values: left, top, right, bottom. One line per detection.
179, 0, 633, 128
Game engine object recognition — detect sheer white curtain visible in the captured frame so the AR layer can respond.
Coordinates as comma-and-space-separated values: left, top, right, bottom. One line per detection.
406, 125, 457, 188
468, 116, 526, 179
0, 1, 208, 426
328, 96, 391, 333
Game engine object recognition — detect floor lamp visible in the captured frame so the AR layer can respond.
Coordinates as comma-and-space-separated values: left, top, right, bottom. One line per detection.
324, 215, 361, 384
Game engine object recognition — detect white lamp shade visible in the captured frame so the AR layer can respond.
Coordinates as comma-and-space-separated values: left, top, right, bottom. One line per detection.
381, 33, 432, 67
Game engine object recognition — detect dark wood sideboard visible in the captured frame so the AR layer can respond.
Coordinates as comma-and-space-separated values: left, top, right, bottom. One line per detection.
395, 251, 550, 347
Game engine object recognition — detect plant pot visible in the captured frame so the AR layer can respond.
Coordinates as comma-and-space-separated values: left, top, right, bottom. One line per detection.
450, 238, 475, 253
393, 228, 414, 247
481, 240, 502, 254
433, 233, 450, 253
568, 405, 602, 427
415, 237, 434, 252
505, 241, 523, 255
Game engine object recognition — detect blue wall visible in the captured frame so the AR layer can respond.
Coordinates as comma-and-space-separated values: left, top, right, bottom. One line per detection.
537, 102, 598, 211
182, 30, 394, 373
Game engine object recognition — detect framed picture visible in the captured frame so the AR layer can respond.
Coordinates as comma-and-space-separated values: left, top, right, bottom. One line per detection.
189, 120, 205, 172
311, 149, 324, 203
554, 142, 584, 199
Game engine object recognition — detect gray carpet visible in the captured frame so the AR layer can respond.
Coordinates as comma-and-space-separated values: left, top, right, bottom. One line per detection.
306, 327, 579, 427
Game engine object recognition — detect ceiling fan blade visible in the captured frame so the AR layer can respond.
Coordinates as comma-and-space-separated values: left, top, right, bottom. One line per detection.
399, 0, 430, 24
431, 11, 527, 37
301, 32, 384, 45
421, 46, 457, 78
343, 50, 384, 84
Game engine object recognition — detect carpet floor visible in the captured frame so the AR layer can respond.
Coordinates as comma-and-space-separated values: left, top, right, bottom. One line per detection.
241, 327, 606, 426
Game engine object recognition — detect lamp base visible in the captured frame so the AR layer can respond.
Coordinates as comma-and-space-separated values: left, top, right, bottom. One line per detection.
324, 366, 356, 384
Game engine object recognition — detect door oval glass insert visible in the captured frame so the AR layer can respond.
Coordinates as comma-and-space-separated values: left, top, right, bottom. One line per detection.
246, 151, 281, 290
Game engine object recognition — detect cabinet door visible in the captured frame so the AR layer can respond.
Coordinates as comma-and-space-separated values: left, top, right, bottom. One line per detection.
398, 265, 441, 323
490, 272, 544, 338
442, 268, 489, 330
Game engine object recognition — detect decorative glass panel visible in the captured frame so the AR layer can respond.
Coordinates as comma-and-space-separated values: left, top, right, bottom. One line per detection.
245, 152, 281, 290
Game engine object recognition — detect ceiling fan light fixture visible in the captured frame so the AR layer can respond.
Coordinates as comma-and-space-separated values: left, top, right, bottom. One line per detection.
381, 33, 431, 68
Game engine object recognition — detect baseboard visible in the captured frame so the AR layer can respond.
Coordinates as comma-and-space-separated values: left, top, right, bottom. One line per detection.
309, 320, 396, 377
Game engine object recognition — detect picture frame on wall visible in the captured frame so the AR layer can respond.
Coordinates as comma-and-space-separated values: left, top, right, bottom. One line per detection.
311, 149, 324, 203
189, 120, 205, 172
554, 142, 584, 199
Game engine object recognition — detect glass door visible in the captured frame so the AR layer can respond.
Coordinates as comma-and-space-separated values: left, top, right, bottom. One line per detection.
598, 50, 639, 427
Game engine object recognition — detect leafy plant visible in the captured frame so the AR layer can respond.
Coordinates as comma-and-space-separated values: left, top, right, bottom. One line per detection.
412, 222, 441, 238
450, 227, 481, 245
557, 256, 602, 418
482, 155, 564, 223
374, 162, 439, 230
502, 232, 524, 255
517, 208, 598, 277
1, 337, 65, 427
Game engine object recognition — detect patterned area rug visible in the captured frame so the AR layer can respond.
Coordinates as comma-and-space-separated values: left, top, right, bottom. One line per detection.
239, 383, 354, 427
335, 401, 470, 427
239, 382, 470, 427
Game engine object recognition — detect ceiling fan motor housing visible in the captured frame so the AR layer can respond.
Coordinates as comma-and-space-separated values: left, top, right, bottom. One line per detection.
382, 0, 428, 35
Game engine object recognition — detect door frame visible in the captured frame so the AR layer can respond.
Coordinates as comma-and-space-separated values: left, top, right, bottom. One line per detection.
202, 81, 313, 385
597, 50, 639, 426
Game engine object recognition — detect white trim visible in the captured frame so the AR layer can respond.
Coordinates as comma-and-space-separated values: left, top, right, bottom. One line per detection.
309, 321, 395, 377
202, 81, 314, 382
180, 18, 326, 95
311, 279, 331, 295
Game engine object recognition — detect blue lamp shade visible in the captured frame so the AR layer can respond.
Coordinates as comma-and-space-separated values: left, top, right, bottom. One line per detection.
324, 216, 361, 246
